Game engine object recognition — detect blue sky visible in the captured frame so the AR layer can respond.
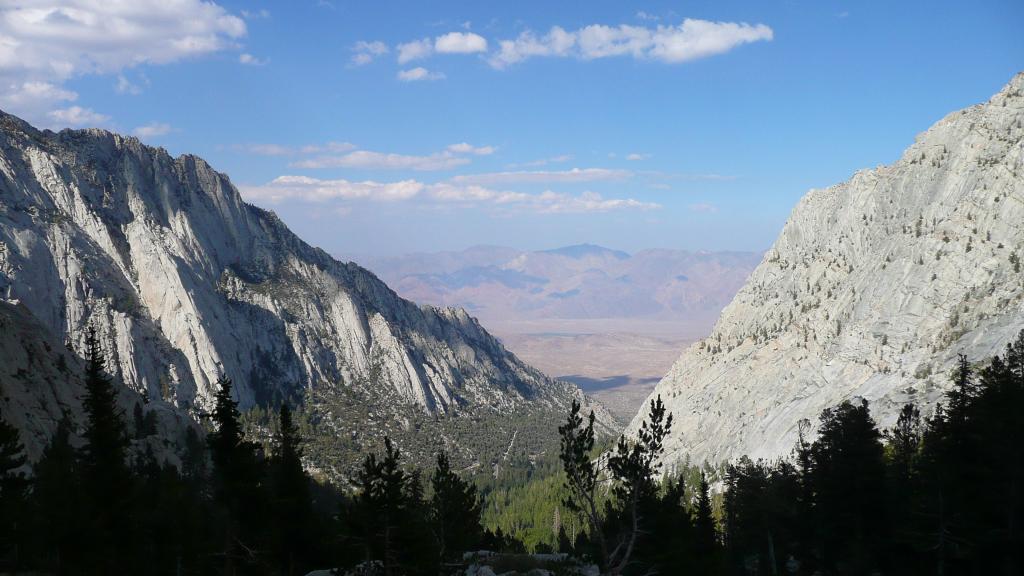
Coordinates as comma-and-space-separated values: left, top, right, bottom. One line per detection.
1, 1, 1021, 256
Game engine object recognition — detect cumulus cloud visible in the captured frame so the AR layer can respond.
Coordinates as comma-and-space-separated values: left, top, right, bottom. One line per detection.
242, 176, 659, 214
397, 38, 434, 64
451, 167, 631, 185
132, 122, 173, 138
291, 149, 468, 171
0, 0, 246, 125
434, 32, 487, 54
351, 40, 389, 66
397, 67, 445, 82
488, 18, 772, 68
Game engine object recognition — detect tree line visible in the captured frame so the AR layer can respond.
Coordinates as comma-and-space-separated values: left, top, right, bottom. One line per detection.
2, 328, 1023, 575
557, 331, 1024, 575
0, 328, 485, 575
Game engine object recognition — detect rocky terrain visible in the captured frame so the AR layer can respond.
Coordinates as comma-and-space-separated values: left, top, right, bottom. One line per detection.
630, 72, 1024, 466
0, 111, 611, 475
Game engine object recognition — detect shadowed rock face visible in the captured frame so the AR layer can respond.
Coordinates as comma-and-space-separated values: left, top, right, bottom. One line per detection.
0, 110, 611, 464
630, 73, 1024, 466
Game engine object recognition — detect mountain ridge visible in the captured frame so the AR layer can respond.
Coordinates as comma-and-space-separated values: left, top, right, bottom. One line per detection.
629, 72, 1024, 466
0, 109, 612, 471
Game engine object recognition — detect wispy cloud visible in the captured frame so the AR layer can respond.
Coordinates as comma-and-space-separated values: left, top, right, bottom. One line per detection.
351, 40, 389, 66
133, 122, 173, 138
689, 202, 719, 213
447, 143, 495, 155
239, 53, 268, 66
47, 106, 109, 127
229, 142, 356, 156
291, 149, 468, 171
397, 67, 445, 82
241, 176, 660, 214
507, 154, 575, 168
626, 153, 650, 161
451, 167, 631, 185
488, 19, 773, 69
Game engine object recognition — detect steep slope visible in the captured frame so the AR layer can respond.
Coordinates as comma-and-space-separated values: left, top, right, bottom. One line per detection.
0, 300, 190, 461
0, 111, 611, 474
631, 73, 1024, 465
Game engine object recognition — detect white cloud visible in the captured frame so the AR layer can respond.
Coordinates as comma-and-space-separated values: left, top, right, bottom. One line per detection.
242, 176, 659, 214
239, 53, 268, 66
488, 18, 772, 68
241, 9, 270, 19
397, 67, 445, 82
351, 40, 389, 66
115, 74, 144, 95
447, 142, 495, 155
47, 105, 109, 127
508, 154, 574, 168
451, 167, 631, 185
242, 175, 425, 203
689, 202, 719, 213
133, 122, 173, 138
626, 153, 650, 161
230, 141, 356, 156
0, 0, 246, 125
636, 11, 661, 22
291, 149, 467, 171
397, 38, 434, 64
434, 32, 487, 54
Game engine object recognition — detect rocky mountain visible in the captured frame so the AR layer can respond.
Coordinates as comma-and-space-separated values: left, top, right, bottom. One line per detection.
630, 73, 1024, 466
357, 244, 760, 327
0, 110, 611, 475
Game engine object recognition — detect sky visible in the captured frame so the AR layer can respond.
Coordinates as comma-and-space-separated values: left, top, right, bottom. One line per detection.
0, 1, 1021, 256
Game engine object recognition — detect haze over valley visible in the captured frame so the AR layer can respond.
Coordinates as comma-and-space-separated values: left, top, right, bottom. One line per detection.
354, 245, 761, 419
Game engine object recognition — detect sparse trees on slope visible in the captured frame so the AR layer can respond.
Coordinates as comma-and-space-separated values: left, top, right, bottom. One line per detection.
558, 399, 609, 568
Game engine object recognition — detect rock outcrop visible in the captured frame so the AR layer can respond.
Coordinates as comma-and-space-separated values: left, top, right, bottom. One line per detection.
630, 73, 1024, 465
0, 111, 610, 469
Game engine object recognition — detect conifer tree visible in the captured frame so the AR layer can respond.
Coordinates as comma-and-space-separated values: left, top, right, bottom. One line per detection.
80, 326, 132, 572
606, 395, 672, 575
271, 404, 313, 576
207, 376, 263, 575
0, 414, 28, 568
28, 418, 81, 573
429, 451, 482, 561
558, 400, 609, 567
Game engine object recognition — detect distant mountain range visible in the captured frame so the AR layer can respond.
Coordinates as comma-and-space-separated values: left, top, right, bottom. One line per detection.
353, 244, 762, 330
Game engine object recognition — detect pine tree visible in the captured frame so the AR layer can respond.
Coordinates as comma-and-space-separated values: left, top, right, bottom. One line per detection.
558, 400, 609, 567
693, 472, 718, 558
28, 418, 82, 573
430, 451, 482, 561
271, 404, 313, 576
207, 376, 263, 575
80, 326, 132, 573
606, 395, 672, 575
0, 414, 28, 568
